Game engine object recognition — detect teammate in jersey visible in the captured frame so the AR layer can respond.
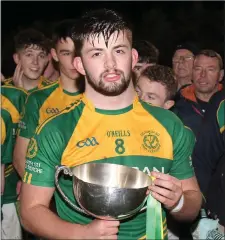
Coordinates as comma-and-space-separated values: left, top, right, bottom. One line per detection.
20, 9, 201, 240
1, 86, 27, 239
4, 28, 52, 93
13, 19, 83, 179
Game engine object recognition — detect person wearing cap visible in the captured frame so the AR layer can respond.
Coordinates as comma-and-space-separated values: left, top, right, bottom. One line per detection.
172, 42, 199, 91
174, 49, 224, 137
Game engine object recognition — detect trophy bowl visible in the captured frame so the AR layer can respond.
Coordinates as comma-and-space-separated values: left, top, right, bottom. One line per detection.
55, 163, 152, 220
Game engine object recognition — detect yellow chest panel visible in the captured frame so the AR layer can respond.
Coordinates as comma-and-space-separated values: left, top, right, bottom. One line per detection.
39, 88, 82, 125
61, 102, 173, 167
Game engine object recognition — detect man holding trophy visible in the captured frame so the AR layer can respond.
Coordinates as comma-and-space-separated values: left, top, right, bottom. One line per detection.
20, 9, 202, 240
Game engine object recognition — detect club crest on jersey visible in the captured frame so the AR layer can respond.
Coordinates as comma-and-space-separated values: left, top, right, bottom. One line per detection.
26, 137, 38, 158
141, 130, 161, 153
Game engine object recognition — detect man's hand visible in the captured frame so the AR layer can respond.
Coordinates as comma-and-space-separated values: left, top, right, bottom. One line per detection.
84, 219, 120, 239
147, 171, 183, 210
12, 63, 24, 88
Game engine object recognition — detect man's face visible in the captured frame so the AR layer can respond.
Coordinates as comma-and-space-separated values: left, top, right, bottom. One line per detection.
133, 62, 156, 79
16, 46, 49, 80
172, 49, 194, 79
75, 31, 138, 96
52, 37, 80, 80
136, 76, 174, 109
192, 55, 223, 94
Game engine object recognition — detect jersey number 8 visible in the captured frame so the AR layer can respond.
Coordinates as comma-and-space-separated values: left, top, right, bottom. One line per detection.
115, 138, 125, 154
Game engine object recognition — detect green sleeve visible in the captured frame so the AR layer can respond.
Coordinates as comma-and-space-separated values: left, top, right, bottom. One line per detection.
169, 122, 195, 180
1, 110, 13, 164
18, 93, 40, 139
23, 121, 65, 187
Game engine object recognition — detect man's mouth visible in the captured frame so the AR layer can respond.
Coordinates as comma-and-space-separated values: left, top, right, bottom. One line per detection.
30, 68, 39, 72
103, 73, 121, 82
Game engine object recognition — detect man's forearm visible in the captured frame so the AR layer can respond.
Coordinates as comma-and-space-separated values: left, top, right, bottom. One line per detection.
21, 205, 86, 239
170, 190, 202, 221
13, 156, 25, 178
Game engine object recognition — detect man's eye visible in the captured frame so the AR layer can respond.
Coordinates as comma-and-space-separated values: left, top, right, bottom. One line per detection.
116, 49, 125, 54
148, 95, 154, 100
63, 52, 71, 56
92, 52, 101, 57
134, 66, 141, 71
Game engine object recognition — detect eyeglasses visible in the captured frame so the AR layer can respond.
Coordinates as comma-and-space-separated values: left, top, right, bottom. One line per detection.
172, 55, 194, 63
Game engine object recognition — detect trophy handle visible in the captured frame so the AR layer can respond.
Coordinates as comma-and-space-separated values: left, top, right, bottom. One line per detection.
55, 165, 87, 215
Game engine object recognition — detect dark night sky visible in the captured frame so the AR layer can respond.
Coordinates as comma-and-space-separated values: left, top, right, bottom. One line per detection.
1, 1, 224, 76
2, 1, 222, 36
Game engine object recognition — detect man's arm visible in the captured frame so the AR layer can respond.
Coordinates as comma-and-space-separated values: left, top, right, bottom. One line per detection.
20, 120, 119, 239
13, 94, 39, 178
13, 136, 30, 178
20, 184, 86, 239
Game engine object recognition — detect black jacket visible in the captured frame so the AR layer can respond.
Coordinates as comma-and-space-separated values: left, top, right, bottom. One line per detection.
174, 84, 223, 137
192, 89, 225, 225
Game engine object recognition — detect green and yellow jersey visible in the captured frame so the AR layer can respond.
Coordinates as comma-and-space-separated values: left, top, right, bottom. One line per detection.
4, 76, 53, 94
1, 86, 27, 204
217, 99, 225, 133
1, 109, 14, 164
1, 109, 20, 204
1, 85, 27, 128
23, 95, 195, 240
18, 79, 82, 139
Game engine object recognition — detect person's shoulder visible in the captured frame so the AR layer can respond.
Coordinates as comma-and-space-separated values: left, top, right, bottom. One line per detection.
209, 87, 225, 106
1, 83, 27, 96
1, 108, 12, 123
41, 76, 58, 87
140, 100, 181, 124
28, 80, 59, 100
35, 98, 84, 136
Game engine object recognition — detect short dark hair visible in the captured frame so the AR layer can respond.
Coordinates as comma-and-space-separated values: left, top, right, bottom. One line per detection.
14, 28, 50, 53
71, 8, 133, 56
196, 49, 223, 69
140, 65, 177, 100
52, 19, 77, 48
133, 40, 159, 64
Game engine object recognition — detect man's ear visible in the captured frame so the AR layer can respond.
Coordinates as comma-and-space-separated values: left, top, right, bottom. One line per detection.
164, 100, 175, 110
73, 57, 86, 76
131, 48, 139, 69
219, 69, 224, 82
13, 53, 19, 65
51, 48, 59, 62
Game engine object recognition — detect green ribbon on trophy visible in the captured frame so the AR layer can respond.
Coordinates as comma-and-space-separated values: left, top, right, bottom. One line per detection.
146, 177, 163, 240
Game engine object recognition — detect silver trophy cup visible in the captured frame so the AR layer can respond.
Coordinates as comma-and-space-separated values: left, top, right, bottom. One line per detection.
55, 163, 152, 220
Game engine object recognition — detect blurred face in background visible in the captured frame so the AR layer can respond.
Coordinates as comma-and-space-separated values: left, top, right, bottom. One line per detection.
136, 76, 174, 109
51, 37, 80, 80
172, 49, 194, 80
192, 54, 224, 94
14, 45, 49, 80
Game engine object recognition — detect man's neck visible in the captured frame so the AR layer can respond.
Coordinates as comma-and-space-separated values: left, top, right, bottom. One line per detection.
85, 82, 136, 110
22, 75, 40, 91
177, 76, 192, 90
60, 73, 79, 93
195, 89, 218, 102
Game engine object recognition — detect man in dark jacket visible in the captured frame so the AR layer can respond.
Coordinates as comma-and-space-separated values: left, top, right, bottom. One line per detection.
174, 49, 224, 136
192, 88, 225, 238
